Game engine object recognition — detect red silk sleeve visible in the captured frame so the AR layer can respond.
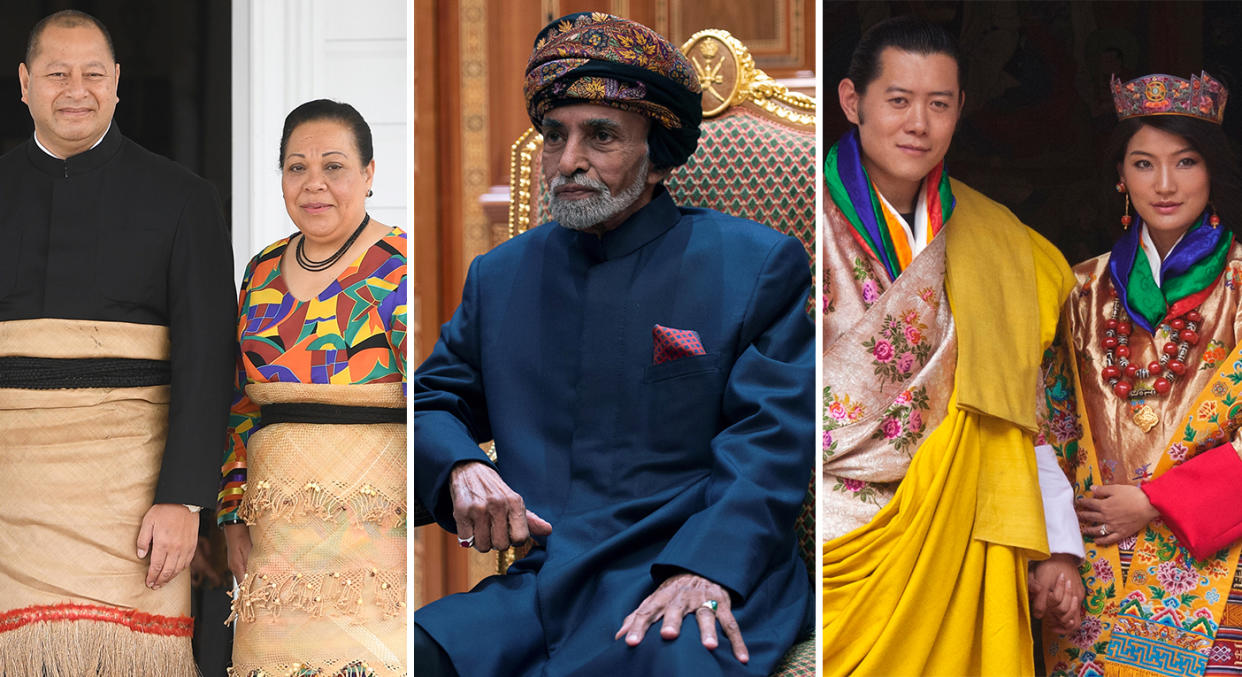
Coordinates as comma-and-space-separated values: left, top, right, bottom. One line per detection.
1141, 443, 1242, 561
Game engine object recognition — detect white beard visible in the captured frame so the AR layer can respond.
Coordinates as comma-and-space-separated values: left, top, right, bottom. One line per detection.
547, 154, 650, 231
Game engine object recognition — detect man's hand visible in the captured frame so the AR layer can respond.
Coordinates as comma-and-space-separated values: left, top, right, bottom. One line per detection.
1029, 553, 1084, 635
136, 504, 199, 589
223, 522, 252, 583
615, 572, 749, 664
450, 461, 551, 552
1076, 484, 1159, 545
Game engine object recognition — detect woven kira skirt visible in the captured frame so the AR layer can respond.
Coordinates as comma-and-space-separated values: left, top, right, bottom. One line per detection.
229, 381, 407, 677
0, 318, 195, 677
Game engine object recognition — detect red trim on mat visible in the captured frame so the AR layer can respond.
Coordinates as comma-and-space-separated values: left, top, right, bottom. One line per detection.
0, 603, 193, 637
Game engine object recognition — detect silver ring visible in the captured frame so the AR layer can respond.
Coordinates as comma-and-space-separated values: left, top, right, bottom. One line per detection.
1099, 524, 1108, 537
458, 535, 475, 548
700, 600, 718, 613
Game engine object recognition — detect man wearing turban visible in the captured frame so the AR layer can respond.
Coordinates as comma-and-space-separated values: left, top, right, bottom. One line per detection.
414, 13, 814, 677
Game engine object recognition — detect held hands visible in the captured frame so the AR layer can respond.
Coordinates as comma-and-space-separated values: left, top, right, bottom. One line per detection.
1029, 554, 1084, 635
223, 522, 253, 583
136, 503, 199, 590
1076, 483, 1159, 546
189, 535, 225, 588
615, 572, 749, 664
450, 461, 552, 552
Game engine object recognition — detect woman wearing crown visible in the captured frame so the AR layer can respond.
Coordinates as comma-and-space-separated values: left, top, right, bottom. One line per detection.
1041, 72, 1242, 677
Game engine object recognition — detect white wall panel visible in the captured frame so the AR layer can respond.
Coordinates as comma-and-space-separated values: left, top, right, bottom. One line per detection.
319, 0, 407, 41
321, 42, 406, 125
369, 123, 408, 214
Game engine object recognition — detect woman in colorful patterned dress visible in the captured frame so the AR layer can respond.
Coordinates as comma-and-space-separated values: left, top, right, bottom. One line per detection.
217, 99, 407, 677
1042, 72, 1242, 677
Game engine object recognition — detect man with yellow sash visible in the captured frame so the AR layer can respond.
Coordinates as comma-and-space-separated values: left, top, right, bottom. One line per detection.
822, 16, 1084, 676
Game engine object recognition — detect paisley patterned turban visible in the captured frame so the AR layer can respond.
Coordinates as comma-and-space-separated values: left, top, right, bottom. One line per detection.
525, 12, 703, 168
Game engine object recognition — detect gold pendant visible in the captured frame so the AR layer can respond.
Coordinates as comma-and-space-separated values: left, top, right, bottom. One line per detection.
1132, 404, 1159, 433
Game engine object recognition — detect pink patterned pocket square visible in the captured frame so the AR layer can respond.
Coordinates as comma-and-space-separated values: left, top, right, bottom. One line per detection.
652, 324, 706, 365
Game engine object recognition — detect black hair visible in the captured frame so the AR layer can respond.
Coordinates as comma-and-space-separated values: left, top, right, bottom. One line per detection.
1107, 115, 1242, 240
26, 10, 115, 65
846, 16, 963, 94
279, 99, 374, 169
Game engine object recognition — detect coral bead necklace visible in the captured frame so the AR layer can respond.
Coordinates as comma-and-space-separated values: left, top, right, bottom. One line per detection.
1100, 294, 1200, 399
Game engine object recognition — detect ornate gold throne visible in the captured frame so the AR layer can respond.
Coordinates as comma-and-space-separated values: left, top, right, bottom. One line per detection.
500, 29, 818, 677
503, 29, 815, 264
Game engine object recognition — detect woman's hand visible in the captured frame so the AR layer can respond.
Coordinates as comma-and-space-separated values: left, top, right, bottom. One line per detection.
615, 572, 749, 663
223, 522, 252, 583
1076, 483, 1159, 546
1029, 554, 1084, 635
450, 461, 552, 552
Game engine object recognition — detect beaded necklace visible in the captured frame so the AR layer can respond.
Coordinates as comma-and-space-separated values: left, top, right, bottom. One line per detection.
1100, 285, 1202, 431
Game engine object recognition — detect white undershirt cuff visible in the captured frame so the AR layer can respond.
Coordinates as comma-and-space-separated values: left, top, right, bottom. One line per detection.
1035, 443, 1086, 559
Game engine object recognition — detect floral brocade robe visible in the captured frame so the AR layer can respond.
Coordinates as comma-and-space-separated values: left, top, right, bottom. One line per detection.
822, 205, 957, 541
1042, 247, 1242, 677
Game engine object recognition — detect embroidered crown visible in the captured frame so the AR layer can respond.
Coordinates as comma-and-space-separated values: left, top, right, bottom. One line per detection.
1111, 71, 1228, 124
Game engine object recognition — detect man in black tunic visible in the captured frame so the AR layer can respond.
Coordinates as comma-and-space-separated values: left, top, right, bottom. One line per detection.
0, 10, 233, 674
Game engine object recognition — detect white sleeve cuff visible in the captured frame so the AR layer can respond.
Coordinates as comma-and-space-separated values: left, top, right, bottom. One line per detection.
1035, 443, 1085, 558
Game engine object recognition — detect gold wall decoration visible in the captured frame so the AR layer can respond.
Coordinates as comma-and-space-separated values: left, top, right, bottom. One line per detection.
460, 0, 492, 265
657, 0, 804, 69
540, 1, 631, 22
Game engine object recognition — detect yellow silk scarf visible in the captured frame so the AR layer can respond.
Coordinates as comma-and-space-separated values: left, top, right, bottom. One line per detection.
823, 182, 1073, 676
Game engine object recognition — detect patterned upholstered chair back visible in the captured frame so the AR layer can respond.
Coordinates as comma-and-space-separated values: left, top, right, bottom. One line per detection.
503, 29, 816, 267
504, 30, 817, 676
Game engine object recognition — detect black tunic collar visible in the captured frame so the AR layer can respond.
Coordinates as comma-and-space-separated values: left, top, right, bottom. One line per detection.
577, 187, 680, 262
25, 122, 123, 178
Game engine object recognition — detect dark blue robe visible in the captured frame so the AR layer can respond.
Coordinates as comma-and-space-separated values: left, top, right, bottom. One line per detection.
415, 189, 814, 676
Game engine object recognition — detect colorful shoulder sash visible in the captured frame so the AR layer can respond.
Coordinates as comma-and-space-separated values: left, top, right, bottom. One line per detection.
1109, 214, 1232, 334
824, 129, 954, 281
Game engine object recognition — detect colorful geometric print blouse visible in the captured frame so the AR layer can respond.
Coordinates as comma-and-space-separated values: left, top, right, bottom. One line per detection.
217, 228, 407, 524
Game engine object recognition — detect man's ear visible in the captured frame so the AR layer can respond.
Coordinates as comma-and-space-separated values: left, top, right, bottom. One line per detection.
18, 63, 29, 105
839, 78, 861, 125
646, 165, 671, 187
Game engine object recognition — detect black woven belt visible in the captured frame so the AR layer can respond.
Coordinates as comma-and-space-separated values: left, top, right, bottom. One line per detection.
0, 356, 171, 389
259, 402, 405, 425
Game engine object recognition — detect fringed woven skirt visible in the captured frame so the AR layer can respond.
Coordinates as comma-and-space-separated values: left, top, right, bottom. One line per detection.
229, 382, 407, 677
0, 318, 196, 676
